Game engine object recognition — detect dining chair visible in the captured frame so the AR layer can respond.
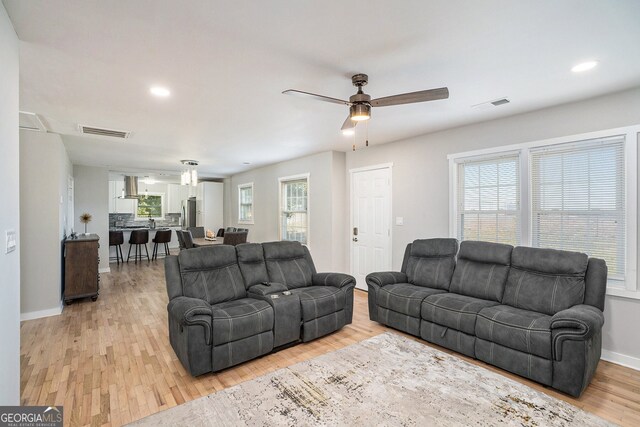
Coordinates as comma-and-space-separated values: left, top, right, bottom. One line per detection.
176, 230, 185, 250
181, 230, 196, 249
222, 231, 248, 246
188, 226, 205, 238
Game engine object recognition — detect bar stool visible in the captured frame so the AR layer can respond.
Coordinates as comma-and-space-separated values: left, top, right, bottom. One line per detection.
109, 231, 124, 264
152, 229, 172, 260
127, 229, 150, 263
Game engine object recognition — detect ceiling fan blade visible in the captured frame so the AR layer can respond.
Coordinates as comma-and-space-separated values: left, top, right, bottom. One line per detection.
341, 116, 356, 131
370, 87, 449, 107
282, 89, 351, 106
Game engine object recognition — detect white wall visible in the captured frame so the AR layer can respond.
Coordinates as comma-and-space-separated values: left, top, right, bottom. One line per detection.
20, 131, 72, 319
74, 165, 109, 271
0, 2, 20, 405
224, 151, 347, 272
346, 86, 640, 366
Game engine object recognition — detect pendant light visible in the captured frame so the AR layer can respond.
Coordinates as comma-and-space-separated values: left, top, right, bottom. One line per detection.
180, 160, 199, 186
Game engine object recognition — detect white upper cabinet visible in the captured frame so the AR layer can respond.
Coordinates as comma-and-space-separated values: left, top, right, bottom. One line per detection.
109, 180, 136, 214
167, 184, 189, 214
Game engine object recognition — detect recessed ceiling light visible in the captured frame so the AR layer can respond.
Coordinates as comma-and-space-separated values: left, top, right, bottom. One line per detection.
150, 86, 171, 97
243, 162, 251, 165
571, 61, 598, 73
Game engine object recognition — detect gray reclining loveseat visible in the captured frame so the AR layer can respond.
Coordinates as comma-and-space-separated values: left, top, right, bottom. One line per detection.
366, 238, 607, 397
165, 241, 355, 375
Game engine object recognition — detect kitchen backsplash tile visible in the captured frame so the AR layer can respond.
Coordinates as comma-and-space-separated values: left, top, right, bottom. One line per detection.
110, 213, 181, 228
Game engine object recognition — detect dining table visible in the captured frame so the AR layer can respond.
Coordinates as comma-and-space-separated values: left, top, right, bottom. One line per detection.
193, 237, 224, 247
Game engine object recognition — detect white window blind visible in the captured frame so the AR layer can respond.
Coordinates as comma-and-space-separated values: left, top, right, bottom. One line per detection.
530, 136, 626, 279
457, 155, 520, 245
238, 184, 253, 223
280, 178, 308, 244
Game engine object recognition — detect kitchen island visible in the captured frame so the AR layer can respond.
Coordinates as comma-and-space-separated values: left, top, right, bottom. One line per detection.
109, 226, 181, 262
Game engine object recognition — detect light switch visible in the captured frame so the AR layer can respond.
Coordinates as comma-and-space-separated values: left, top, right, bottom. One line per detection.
5, 229, 16, 254
395, 217, 404, 226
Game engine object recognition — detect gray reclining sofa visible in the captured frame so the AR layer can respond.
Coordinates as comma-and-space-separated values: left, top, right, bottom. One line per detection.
165, 241, 355, 375
366, 238, 607, 397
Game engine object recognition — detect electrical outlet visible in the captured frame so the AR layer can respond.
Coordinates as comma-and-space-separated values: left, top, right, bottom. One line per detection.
5, 229, 16, 254
395, 217, 404, 226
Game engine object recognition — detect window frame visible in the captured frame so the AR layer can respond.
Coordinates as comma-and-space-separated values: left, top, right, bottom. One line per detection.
134, 192, 165, 220
237, 182, 254, 225
278, 173, 310, 247
448, 125, 638, 299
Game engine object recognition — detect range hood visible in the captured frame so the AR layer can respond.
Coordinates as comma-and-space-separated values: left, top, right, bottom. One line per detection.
118, 176, 139, 199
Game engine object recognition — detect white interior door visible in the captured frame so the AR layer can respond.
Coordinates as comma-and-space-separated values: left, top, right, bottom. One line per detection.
350, 166, 392, 290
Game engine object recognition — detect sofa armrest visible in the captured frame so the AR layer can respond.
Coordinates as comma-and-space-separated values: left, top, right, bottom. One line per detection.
365, 271, 407, 287
551, 304, 604, 360
247, 282, 288, 296
167, 296, 213, 345
312, 272, 356, 288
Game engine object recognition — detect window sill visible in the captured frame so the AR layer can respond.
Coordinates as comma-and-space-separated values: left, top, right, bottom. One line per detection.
238, 220, 254, 225
606, 287, 640, 301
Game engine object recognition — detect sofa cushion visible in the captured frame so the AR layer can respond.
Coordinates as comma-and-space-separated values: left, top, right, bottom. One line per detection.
377, 283, 445, 318
449, 241, 513, 302
405, 239, 458, 290
236, 243, 269, 288
421, 292, 499, 335
211, 298, 274, 346
502, 247, 588, 316
178, 246, 246, 305
476, 305, 552, 359
263, 241, 314, 289
290, 286, 346, 322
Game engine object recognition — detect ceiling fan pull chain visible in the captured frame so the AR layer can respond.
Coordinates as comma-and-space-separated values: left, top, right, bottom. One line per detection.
366, 120, 369, 147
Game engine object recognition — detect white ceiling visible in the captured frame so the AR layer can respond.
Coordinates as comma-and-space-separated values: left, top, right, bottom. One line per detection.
5, 0, 640, 177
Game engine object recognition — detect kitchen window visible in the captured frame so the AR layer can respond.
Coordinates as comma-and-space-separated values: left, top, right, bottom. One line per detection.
279, 174, 309, 245
136, 194, 164, 219
449, 125, 638, 297
238, 183, 254, 224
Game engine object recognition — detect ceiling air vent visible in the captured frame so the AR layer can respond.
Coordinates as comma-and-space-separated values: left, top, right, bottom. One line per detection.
471, 97, 511, 110
19, 111, 47, 132
491, 98, 510, 106
79, 125, 131, 139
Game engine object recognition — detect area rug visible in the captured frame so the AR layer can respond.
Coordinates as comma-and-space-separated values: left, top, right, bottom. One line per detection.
130, 332, 613, 426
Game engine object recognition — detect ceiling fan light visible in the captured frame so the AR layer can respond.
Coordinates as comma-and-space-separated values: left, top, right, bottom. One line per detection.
350, 104, 370, 121
342, 128, 355, 136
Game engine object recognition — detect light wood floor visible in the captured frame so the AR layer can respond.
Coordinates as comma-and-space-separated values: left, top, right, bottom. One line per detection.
20, 256, 640, 426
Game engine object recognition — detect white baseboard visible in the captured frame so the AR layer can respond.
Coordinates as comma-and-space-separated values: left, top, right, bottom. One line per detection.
21, 302, 63, 321
601, 349, 640, 371
99, 267, 111, 274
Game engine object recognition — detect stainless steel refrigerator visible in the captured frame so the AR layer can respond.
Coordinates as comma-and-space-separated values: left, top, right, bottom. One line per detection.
181, 197, 197, 228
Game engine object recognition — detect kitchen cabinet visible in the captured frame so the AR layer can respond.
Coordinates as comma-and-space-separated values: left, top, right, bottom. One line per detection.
167, 184, 190, 214
109, 180, 137, 214
64, 234, 99, 304
196, 182, 223, 233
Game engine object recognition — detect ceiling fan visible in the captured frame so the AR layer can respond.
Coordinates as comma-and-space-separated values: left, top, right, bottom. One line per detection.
283, 73, 449, 134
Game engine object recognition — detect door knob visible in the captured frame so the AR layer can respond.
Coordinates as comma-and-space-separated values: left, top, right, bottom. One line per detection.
352, 237, 358, 242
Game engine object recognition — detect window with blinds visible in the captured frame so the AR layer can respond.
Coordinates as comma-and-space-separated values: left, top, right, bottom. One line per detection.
280, 177, 308, 244
238, 183, 253, 223
530, 136, 626, 278
457, 155, 520, 245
